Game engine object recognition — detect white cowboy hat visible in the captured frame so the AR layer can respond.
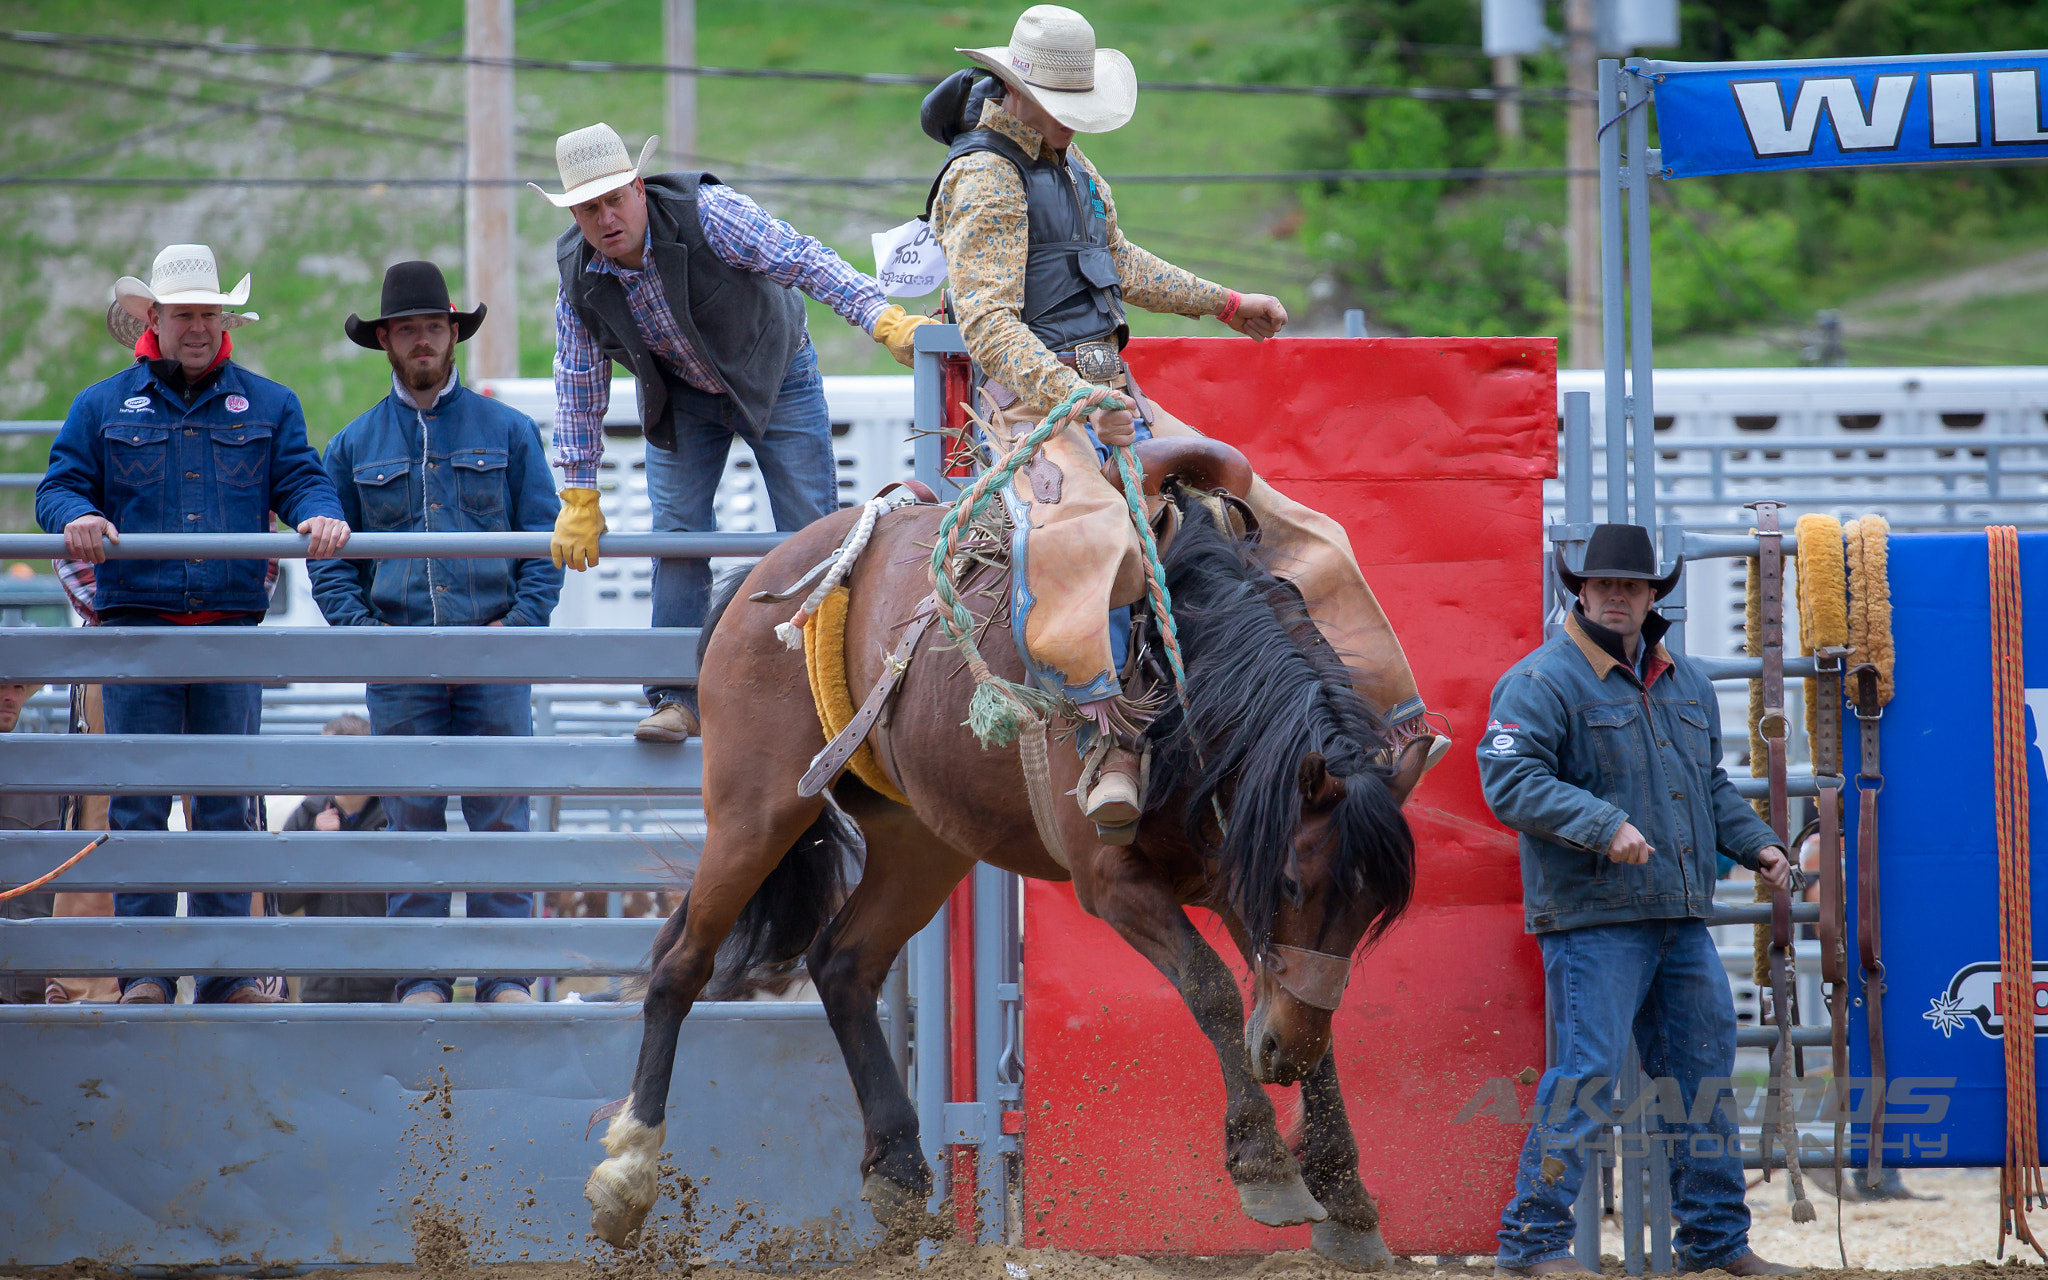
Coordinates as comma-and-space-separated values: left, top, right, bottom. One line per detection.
958, 5, 1136, 134
114, 244, 258, 328
529, 123, 661, 208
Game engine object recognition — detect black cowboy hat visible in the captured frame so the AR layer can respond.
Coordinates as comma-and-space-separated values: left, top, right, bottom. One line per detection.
1555, 523, 1684, 600
344, 261, 486, 350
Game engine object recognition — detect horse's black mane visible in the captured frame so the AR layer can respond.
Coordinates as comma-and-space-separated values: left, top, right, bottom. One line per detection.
1143, 494, 1415, 955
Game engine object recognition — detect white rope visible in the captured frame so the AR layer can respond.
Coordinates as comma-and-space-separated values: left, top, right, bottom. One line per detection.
776, 494, 892, 651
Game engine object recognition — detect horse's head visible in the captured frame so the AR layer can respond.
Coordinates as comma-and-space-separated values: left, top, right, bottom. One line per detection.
1143, 489, 1418, 1086
1241, 749, 1413, 1084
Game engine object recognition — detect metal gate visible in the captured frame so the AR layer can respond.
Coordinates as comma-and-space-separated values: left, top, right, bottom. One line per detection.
0, 530, 884, 1267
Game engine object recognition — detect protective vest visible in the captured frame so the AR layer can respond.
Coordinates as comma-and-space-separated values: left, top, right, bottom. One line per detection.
554, 172, 805, 446
927, 129, 1128, 352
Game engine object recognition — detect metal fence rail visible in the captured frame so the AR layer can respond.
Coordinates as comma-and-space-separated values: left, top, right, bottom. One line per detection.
0, 830, 687, 892
0, 530, 786, 559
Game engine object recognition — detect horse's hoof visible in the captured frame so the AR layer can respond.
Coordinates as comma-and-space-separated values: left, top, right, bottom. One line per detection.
585, 1162, 654, 1249
861, 1174, 923, 1224
1237, 1174, 1329, 1227
1312, 1219, 1395, 1271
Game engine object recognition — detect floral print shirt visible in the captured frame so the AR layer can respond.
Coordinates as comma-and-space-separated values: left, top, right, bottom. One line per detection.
929, 101, 1231, 415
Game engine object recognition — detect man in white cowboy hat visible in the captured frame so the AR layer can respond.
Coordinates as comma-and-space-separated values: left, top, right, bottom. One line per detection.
924, 5, 1437, 836
532, 123, 935, 744
36, 244, 351, 1006
311, 260, 562, 1006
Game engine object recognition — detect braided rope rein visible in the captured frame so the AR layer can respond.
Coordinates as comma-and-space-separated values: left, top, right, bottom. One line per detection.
929, 384, 1190, 748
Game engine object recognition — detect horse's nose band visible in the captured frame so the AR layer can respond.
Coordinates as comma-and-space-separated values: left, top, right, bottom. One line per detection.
1262, 943, 1353, 1011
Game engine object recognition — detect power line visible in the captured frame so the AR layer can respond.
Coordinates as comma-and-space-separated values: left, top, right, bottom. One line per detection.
2, 29, 1583, 103
0, 168, 1590, 191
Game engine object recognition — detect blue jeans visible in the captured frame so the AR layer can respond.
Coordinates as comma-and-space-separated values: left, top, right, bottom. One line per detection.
366, 681, 535, 1002
1497, 918, 1750, 1272
643, 340, 836, 709
102, 614, 264, 1004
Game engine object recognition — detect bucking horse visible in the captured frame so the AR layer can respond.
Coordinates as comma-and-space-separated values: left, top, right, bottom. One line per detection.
584, 434, 1427, 1267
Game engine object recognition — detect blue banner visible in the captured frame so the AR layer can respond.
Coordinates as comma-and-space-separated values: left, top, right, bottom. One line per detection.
1646, 51, 2048, 179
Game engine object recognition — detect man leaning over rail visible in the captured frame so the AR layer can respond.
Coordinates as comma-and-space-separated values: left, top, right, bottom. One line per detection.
310, 261, 561, 1006
35, 244, 349, 1006
529, 122, 935, 746
1478, 524, 1796, 1278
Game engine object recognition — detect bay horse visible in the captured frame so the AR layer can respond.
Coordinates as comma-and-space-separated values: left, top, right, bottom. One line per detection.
587, 459, 1422, 1267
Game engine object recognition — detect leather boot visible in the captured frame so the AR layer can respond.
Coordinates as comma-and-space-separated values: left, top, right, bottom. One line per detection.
635, 701, 699, 743
1081, 745, 1143, 841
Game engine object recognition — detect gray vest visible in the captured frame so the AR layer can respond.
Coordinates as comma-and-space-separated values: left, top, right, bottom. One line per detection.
554, 172, 805, 445
928, 130, 1127, 352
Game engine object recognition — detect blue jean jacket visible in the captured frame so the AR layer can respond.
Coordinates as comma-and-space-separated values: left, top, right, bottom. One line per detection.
308, 376, 562, 627
36, 360, 343, 614
1478, 610, 1779, 933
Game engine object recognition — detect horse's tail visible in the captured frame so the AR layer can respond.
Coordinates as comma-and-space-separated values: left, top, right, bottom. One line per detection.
697, 562, 756, 669
646, 801, 863, 1000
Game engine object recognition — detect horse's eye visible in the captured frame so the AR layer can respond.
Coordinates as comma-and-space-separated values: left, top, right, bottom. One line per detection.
1281, 875, 1302, 903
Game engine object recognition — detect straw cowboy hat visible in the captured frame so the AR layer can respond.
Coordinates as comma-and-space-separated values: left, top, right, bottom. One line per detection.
529, 123, 661, 208
958, 5, 1136, 134
113, 244, 259, 330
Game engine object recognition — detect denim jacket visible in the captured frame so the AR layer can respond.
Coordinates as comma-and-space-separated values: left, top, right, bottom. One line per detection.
1478, 608, 1780, 934
309, 374, 562, 627
36, 360, 343, 614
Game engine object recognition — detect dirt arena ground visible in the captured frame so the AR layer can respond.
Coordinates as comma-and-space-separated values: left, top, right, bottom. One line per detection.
1, 1169, 2026, 1280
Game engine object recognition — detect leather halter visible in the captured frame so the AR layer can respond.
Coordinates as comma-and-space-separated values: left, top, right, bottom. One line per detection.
1260, 943, 1353, 1012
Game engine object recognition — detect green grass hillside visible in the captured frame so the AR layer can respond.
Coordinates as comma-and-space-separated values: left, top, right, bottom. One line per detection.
0, 0, 1324, 527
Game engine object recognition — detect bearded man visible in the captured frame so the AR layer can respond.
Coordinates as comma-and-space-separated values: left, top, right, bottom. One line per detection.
309, 260, 561, 1005
925, 6, 1437, 837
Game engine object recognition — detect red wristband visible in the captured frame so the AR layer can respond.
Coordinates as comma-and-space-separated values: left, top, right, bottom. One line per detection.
1218, 290, 1242, 323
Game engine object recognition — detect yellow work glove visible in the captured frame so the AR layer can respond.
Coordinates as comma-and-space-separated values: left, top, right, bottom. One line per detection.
551, 487, 606, 571
872, 304, 936, 368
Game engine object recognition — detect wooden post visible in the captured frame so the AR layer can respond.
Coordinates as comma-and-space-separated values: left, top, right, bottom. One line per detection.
465, 0, 519, 379
1565, 0, 1599, 369
665, 0, 697, 167
1493, 54, 1522, 145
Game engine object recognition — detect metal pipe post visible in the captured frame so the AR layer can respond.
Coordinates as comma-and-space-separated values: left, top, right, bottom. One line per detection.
1598, 60, 1628, 523
1625, 60, 1658, 536
885, 954, 911, 1089
910, 908, 951, 1206
911, 324, 969, 501
1563, 392, 1594, 528
971, 863, 1010, 1241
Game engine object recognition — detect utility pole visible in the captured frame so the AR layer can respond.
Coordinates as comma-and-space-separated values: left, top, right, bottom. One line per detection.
1492, 54, 1522, 145
1564, 0, 1598, 369
665, 0, 697, 167
465, 0, 518, 379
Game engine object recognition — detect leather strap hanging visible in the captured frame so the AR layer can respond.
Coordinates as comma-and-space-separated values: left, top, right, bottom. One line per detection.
1852, 663, 1888, 1183
1748, 501, 1813, 1219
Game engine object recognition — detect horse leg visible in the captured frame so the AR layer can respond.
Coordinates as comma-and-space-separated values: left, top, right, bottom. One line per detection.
808, 808, 973, 1243
1085, 866, 1326, 1228
584, 789, 829, 1247
1297, 1049, 1395, 1270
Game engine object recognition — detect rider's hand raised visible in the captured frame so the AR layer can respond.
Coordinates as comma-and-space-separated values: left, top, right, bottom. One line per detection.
1225, 294, 1289, 342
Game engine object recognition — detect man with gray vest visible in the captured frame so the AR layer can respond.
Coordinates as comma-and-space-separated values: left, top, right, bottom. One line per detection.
532, 124, 933, 744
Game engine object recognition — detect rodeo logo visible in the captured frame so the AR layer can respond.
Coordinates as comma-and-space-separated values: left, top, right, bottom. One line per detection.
1924, 961, 2048, 1039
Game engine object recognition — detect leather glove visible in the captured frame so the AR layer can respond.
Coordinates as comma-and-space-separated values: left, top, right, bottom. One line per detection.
872, 304, 936, 368
551, 487, 606, 571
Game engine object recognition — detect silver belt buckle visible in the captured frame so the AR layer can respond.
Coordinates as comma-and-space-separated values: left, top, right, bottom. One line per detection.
1071, 340, 1123, 385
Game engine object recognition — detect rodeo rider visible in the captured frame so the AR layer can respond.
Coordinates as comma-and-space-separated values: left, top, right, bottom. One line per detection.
530, 123, 935, 745
924, 5, 1441, 838
1479, 523, 1797, 1278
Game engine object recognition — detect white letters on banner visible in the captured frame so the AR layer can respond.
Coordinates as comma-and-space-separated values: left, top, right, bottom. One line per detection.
871, 218, 947, 298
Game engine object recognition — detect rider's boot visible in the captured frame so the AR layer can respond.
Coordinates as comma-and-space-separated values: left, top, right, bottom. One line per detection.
1081, 742, 1145, 844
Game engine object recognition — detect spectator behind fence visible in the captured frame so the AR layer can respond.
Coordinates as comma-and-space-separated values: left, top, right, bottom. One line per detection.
35, 244, 350, 1006
309, 262, 561, 1005
0, 682, 61, 1005
1477, 525, 1798, 1278
273, 714, 391, 1004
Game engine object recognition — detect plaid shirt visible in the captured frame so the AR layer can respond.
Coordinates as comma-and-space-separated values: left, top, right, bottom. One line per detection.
551, 183, 889, 488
